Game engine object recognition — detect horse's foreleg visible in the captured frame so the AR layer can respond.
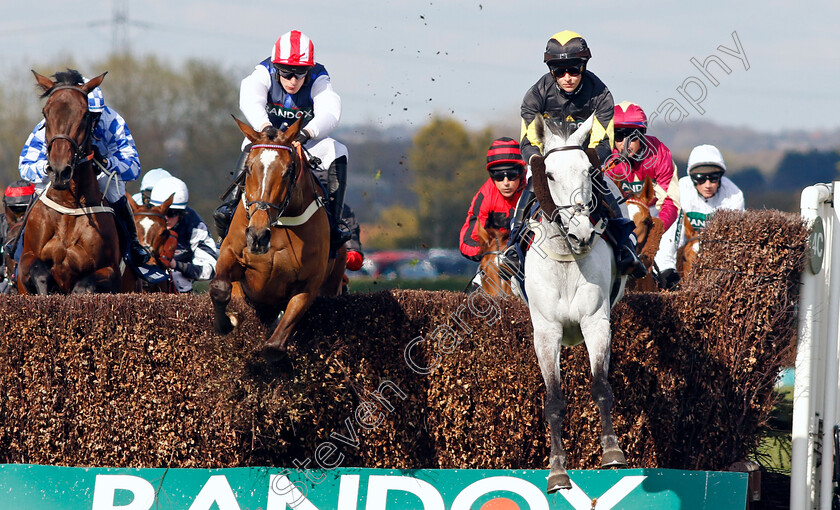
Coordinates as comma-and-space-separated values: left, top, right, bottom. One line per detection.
581, 314, 627, 469
72, 267, 120, 294
533, 325, 570, 492
210, 250, 244, 335
264, 291, 316, 354
210, 277, 234, 335
19, 256, 50, 295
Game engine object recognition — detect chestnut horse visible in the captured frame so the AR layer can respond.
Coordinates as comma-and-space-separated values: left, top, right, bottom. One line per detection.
121, 194, 177, 292
17, 71, 121, 294
622, 178, 664, 292
677, 213, 699, 279
210, 118, 346, 356
475, 223, 512, 297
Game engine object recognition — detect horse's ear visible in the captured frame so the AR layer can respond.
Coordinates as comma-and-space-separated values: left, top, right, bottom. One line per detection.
534, 114, 545, 145
640, 177, 655, 202
81, 72, 106, 94
282, 118, 302, 144
158, 194, 175, 214
32, 70, 54, 93
568, 114, 595, 148
233, 115, 260, 143
126, 192, 140, 211
476, 222, 491, 246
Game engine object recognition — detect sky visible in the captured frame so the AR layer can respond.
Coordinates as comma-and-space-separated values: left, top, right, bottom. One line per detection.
2, 0, 839, 135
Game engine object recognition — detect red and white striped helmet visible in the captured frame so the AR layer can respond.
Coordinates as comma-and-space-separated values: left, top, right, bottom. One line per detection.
272, 30, 315, 67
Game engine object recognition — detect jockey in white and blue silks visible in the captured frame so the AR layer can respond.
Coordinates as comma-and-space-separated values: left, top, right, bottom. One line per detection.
149, 176, 218, 293
214, 30, 363, 272
132, 168, 172, 208
17, 69, 149, 266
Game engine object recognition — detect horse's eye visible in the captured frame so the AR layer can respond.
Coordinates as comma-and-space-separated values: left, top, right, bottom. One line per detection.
546, 172, 555, 182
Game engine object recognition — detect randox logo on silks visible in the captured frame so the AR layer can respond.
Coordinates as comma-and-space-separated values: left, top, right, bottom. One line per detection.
686, 211, 711, 230
0, 465, 749, 510
620, 180, 644, 195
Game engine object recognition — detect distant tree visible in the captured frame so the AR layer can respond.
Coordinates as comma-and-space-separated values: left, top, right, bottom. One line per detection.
409, 117, 493, 248
729, 166, 766, 195
362, 204, 422, 250
772, 149, 840, 191
88, 54, 241, 225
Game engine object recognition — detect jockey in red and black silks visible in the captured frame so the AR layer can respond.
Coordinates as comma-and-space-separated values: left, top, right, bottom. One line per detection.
459, 137, 526, 261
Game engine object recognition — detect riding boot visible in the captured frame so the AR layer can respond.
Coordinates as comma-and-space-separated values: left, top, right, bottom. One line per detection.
113, 196, 151, 265
213, 149, 249, 241
499, 179, 534, 277
596, 180, 647, 279
327, 156, 352, 252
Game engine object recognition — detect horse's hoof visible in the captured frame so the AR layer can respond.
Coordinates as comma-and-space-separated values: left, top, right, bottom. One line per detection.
227, 312, 240, 329
601, 447, 627, 468
261, 341, 287, 362
214, 319, 234, 336
547, 471, 571, 493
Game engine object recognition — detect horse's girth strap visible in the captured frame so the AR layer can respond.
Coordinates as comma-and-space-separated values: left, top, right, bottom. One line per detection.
270, 197, 325, 227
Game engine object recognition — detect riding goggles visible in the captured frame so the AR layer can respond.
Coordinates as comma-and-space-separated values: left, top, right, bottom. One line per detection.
490, 169, 523, 182
550, 65, 583, 77
690, 172, 723, 185
275, 66, 309, 80
614, 128, 643, 142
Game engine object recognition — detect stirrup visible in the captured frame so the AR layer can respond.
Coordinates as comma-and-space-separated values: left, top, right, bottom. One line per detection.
129, 242, 152, 266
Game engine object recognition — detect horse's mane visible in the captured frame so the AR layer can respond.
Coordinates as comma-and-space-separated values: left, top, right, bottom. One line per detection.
40, 69, 84, 98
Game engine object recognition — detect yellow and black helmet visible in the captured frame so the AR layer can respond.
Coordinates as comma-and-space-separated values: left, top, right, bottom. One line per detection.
544, 31, 592, 66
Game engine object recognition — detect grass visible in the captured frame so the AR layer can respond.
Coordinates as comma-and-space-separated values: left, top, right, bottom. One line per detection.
752, 386, 793, 474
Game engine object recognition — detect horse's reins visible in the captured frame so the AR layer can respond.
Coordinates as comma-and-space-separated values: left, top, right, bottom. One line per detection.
242, 143, 325, 227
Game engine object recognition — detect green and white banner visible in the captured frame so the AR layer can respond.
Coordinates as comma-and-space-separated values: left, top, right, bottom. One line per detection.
0, 464, 747, 509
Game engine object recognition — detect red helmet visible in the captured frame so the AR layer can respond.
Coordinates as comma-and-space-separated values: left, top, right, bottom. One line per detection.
3, 179, 35, 210
614, 101, 648, 131
486, 137, 526, 172
272, 30, 315, 67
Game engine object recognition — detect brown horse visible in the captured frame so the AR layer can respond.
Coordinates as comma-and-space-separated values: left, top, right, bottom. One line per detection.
677, 213, 700, 279
475, 222, 513, 297
210, 118, 346, 356
17, 71, 121, 294
121, 194, 177, 293
622, 178, 664, 292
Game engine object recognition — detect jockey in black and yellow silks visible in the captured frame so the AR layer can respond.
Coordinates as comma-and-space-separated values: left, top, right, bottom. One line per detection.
503, 30, 647, 279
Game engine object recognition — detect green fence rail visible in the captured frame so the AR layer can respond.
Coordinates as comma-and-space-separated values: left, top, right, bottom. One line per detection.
0, 464, 748, 509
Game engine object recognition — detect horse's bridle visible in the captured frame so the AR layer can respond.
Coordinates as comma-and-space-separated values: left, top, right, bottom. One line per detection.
42, 85, 96, 173
537, 145, 599, 235
241, 143, 303, 222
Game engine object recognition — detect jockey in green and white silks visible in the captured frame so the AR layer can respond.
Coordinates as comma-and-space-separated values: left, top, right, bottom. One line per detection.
658, 144, 745, 270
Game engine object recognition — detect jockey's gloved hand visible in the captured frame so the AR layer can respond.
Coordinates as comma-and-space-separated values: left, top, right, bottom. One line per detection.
92, 146, 108, 172
295, 129, 311, 145
346, 251, 363, 272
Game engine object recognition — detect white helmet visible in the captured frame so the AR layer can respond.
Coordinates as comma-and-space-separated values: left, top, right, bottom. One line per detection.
686, 144, 727, 176
150, 176, 189, 209
140, 168, 173, 192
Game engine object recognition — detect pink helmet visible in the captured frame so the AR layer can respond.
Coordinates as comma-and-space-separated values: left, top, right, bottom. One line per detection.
614, 101, 648, 131
272, 30, 315, 67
